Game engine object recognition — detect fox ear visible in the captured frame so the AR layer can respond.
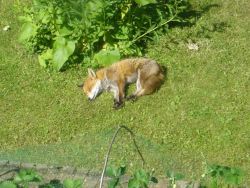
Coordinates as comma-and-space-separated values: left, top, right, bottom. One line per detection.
88, 68, 96, 78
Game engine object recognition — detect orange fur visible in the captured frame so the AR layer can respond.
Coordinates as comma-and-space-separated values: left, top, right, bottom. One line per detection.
82, 58, 164, 108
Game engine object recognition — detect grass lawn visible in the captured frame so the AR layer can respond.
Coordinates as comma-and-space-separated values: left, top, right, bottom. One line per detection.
1, 0, 249, 184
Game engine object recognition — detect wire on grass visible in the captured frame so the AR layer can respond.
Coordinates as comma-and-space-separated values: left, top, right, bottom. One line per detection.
99, 125, 145, 188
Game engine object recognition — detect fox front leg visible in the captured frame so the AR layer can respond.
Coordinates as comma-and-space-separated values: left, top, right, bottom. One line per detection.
112, 83, 125, 109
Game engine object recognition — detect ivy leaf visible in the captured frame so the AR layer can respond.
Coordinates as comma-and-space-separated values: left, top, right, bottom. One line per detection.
52, 37, 76, 71
133, 0, 157, 6
19, 22, 37, 41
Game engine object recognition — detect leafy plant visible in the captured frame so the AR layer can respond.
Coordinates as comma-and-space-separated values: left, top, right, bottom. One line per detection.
166, 170, 185, 188
0, 165, 246, 188
0, 169, 42, 188
201, 164, 245, 188
128, 169, 158, 188
105, 165, 126, 188
63, 179, 83, 188
19, 0, 190, 70
0, 181, 17, 188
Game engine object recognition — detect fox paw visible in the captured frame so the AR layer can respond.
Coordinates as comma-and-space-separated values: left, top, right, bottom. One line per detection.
113, 101, 124, 109
126, 95, 137, 102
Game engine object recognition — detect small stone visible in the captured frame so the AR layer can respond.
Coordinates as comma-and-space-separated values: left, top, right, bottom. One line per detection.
187, 42, 199, 51
3, 25, 10, 31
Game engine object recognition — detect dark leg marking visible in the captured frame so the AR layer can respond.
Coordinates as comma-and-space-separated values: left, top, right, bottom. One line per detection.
126, 94, 137, 102
113, 100, 124, 109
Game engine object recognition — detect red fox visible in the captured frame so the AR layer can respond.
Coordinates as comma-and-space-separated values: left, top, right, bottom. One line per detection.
81, 58, 164, 109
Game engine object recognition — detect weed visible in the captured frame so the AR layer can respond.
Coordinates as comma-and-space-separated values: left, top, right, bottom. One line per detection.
19, 0, 190, 70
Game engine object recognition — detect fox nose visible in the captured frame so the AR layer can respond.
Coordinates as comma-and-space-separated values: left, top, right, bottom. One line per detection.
88, 97, 93, 101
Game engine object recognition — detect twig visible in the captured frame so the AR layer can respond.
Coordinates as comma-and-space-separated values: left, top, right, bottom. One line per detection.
99, 125, 145, 188
132, 15, 176, 43
0, 168, 19, 177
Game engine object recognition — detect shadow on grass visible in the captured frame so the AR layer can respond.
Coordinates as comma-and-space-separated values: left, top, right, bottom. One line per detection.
170, 3, 231, 38
158, 3, 230, 50
196, 21, 230, 38
173, 3, 221, 27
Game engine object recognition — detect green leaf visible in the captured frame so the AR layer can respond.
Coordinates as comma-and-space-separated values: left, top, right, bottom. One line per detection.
38, 49, 53, 67
14, 169, 42, 183
18, 16, 32, 22
166, 170, 184, 180
94, 49, 120, 66
224, 174, 239, 185
210, 178, 218, 188
107, 178, 119, 188
117, 165, 126, 176
224, 167, 244, 185
53, 37, 66, 49
166, 170, 172, 178
63, 179, 83, 188
128, 169, 150, 188
56, 27, 73, 37
174, 173, 185, 180
105, 166, 117, 178
115, 26, 129, 40
0, 181, 17, 188
128, 179, 141, 188
52, 37, 76, 71
105, 165, 126, 188
133, 0, 157, 6
135, 169, 149, 184
166, 4, 174, 17
19, 22, 37, 41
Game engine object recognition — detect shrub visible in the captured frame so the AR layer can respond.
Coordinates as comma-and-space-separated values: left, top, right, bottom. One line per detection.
19, 0, 190, 70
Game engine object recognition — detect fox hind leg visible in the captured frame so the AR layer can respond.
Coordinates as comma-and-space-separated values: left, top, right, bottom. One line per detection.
126, 70, 146, 101
127, 74, 162, 100
126, 71, 142, 101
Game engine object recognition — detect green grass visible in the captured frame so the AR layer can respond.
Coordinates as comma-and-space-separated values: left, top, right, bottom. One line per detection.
1, 0, 249, 184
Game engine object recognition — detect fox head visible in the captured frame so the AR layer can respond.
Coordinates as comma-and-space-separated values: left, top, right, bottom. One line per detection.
83, 68, 103, 101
